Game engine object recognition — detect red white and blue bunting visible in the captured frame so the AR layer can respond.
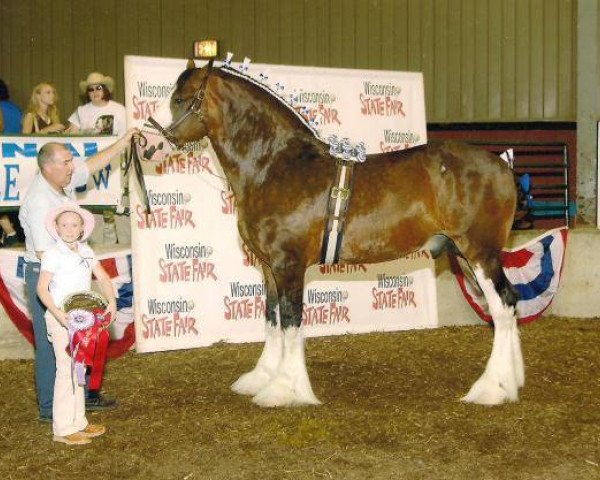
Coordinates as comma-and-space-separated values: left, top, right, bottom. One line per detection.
0, 249, 134, 359
451, 228, 568, 324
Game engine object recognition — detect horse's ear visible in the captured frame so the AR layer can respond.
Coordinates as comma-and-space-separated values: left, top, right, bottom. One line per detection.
186, 58, 196, 70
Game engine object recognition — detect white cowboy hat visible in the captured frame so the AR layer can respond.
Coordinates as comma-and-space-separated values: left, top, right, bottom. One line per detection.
45, 202, 95, 242
79, 72, 115, 93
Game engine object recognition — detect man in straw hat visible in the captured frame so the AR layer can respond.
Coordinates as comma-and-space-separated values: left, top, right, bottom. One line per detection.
66, 72, 126, 136
19, 127, 139, 422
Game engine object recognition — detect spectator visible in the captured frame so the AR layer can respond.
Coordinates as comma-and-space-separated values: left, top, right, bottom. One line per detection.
22, 82, 65, 134
0, 78, 22, 134
66, 72, 128, 245
66, 72, 126, 136
0, 78, 24, 247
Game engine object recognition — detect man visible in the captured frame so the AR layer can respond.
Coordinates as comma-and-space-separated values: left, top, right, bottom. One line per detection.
19, 129, 138, 422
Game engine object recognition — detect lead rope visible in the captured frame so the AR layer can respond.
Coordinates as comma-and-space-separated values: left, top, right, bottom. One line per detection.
123, 135, 152, 214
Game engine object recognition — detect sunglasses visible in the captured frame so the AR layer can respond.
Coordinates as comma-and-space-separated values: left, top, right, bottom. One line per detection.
87, 85, 104, 92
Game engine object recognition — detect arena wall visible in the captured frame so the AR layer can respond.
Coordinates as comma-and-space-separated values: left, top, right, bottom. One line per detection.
0, 0, 578, 124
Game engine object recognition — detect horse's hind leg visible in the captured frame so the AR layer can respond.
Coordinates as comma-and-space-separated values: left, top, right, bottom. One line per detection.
252, 260, 321, 407
231, 264, 283, 396
462, 257, 524, 405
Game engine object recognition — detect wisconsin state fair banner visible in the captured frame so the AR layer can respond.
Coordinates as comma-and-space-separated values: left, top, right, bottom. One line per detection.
124, 55, 435, 353
0, 135, 122, 207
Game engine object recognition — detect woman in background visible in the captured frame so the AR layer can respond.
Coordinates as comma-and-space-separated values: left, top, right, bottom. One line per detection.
66, 72, 126, 136
66, 72, 127, 245
22, 82, 65, 134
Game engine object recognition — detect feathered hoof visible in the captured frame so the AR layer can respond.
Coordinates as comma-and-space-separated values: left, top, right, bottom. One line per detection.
231, 368, 274, 396
461, 373, 519, 406
252, 378, 321, 408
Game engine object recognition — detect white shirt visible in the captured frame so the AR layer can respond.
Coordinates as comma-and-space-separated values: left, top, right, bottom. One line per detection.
19, 162, 89, 263
40, 240, 97, 306
68, 100, 126, 136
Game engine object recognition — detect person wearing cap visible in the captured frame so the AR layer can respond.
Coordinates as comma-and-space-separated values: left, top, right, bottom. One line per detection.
19, 129, 138, 422
37, 202, 116, 445
66, 72, 126, 136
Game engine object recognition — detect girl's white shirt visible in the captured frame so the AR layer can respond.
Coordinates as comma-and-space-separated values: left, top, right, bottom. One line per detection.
40, 239, 98, 306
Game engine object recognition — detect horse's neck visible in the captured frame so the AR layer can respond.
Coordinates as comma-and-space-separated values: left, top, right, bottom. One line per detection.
207, 75, 315, 196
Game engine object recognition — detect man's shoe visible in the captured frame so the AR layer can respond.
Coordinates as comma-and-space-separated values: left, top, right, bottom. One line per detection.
79, 423, 106, 438
2, 234, 18, 247
39, 415, 52, 424
85, 394, 117, 412
53, 432, 91, 445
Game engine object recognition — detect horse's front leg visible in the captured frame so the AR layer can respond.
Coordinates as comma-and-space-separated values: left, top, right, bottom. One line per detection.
231, 264, 283, 396
252, 261, 321, 407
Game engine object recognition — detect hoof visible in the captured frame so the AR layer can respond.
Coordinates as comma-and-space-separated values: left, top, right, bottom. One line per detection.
252, 378, 321, 408
461, 373, 518, 406
231, 368, 274, 396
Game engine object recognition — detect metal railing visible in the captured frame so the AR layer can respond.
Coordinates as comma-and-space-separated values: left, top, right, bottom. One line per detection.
470, 141, 570, 228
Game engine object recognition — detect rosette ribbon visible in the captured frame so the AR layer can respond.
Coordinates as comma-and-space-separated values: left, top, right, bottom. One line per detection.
66, 308, 112, 390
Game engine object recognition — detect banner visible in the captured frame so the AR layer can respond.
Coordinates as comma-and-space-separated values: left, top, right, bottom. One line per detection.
125, 55, 436, 353
0, 135, 123, 207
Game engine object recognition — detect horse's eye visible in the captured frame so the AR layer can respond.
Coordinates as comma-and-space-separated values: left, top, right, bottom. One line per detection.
174, 97, 185, 104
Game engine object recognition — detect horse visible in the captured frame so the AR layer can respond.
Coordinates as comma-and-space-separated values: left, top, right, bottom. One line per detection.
147, 59, 523, 408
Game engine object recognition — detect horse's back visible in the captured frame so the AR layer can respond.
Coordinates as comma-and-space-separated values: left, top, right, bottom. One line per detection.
355, 140, 515, 210
341, 141, 516, 263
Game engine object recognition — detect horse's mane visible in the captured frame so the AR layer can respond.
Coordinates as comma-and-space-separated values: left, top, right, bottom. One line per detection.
217, 65, 324, 142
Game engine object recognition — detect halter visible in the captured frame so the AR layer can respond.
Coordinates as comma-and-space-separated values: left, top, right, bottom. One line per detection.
147, 59, 214, 148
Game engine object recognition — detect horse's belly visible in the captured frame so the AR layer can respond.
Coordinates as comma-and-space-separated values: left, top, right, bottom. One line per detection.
339, 213, 433, 264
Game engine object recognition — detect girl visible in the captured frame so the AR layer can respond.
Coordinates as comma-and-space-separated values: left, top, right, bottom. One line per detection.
37, 202, 117, 445
22, 82, 65, 134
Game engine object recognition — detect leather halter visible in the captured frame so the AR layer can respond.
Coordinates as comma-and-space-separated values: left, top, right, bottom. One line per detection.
147, 59, 214, 148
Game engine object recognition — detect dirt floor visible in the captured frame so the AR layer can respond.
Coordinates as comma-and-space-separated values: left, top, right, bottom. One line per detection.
0, 316, 599, 480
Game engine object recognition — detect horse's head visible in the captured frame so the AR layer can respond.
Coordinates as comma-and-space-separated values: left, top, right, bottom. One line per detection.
149, 59, 213, 149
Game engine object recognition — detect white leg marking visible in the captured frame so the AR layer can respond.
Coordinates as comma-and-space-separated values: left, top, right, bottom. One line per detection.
462, 266, 524, 405
252, 326, 321, 407
231, 320, 283, 396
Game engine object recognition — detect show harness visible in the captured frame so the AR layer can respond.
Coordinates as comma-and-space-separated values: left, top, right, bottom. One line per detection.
320, 136, 366, 264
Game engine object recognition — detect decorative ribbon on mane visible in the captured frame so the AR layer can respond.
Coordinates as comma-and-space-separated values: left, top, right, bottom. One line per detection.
66, 309, 112, 390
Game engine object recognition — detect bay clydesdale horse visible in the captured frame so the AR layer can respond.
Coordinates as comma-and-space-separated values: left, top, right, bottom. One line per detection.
146, 59, 522, 408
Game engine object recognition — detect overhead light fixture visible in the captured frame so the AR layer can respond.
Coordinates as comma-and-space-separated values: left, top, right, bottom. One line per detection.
193, 39, 218, 59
